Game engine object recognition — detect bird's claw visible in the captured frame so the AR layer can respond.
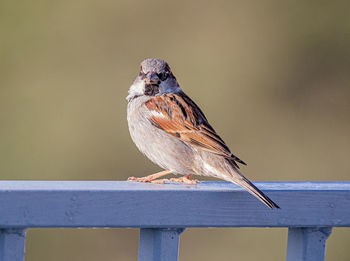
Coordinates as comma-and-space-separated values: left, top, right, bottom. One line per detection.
169, 177, 198, 184
127, 176, 170, 184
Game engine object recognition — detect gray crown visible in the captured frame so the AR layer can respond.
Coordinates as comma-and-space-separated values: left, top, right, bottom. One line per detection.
141, 58, 169, 73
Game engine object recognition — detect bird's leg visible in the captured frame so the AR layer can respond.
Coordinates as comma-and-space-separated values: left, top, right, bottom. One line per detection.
170, 174, 198, 184
127, 170, 172, 183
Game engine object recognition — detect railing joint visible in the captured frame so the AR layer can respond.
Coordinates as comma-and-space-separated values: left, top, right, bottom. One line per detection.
286, 227, 333, 261
0, 228, 27, 261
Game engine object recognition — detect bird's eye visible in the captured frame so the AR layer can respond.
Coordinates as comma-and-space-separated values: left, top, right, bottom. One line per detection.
157, 72, 168, 81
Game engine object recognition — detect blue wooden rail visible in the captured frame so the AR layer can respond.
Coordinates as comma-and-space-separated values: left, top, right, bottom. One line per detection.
0, 181, 349, 261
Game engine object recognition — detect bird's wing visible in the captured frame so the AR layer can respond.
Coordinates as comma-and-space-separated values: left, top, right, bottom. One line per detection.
145, 91, 246, 167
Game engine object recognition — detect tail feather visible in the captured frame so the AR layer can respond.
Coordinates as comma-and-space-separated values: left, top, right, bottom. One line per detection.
227, 168, 280, 209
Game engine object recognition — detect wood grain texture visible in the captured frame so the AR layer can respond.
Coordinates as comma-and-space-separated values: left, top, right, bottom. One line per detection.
0, 181, 349, 228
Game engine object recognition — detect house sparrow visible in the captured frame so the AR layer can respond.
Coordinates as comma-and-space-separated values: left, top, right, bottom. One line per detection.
126, 58, 279, 209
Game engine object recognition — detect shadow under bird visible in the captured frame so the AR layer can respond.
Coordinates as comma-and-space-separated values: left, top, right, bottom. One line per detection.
126, 58, 280, 209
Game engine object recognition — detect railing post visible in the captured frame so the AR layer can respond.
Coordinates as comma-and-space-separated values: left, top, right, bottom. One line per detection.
0, 229, 26, 261
286, 227, 332, 261
138, 228, 185, 261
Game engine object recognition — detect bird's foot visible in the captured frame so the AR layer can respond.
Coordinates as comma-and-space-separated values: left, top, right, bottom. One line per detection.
127, 170, 172, 183
170, 174, 198, 185
148, 179, 170, 184
127, 176, 170, 184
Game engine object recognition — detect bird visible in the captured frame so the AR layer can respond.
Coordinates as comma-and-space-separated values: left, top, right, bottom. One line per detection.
126, 58, 279, 209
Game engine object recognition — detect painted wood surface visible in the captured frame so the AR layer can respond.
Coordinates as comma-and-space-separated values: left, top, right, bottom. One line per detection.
0, 181, 349, 228
0, 181, 349, 261
0, 229, 26, 261
138, 228, 184, 261
286, 227, 332, 261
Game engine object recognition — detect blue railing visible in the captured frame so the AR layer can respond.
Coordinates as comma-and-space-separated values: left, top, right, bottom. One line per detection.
0, 181, 349, 261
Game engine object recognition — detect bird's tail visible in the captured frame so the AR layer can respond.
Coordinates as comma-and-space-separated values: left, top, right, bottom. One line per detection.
225, 168, 280, 209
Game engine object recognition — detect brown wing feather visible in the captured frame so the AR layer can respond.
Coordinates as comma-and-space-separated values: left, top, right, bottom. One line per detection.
145, 92, 246, 166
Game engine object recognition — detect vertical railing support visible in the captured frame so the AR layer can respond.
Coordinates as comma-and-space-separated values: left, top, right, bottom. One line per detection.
138, 228, 185, 261
0, 229, 26, 261
286, 227, 332, 261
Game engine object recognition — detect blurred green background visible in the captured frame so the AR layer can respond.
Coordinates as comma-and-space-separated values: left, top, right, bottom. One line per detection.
1, 0, 349, 260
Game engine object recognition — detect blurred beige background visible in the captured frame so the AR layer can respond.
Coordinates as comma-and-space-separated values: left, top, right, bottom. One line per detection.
1, 0, 349, 260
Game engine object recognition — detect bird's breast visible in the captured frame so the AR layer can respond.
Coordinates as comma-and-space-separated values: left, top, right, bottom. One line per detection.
127, 99, 195, 174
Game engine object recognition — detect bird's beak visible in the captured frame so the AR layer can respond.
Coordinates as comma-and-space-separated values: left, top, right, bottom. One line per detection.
144, 72, 160, 85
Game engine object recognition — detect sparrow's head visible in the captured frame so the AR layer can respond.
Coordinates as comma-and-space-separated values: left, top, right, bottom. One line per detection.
127, 58, 181, 101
